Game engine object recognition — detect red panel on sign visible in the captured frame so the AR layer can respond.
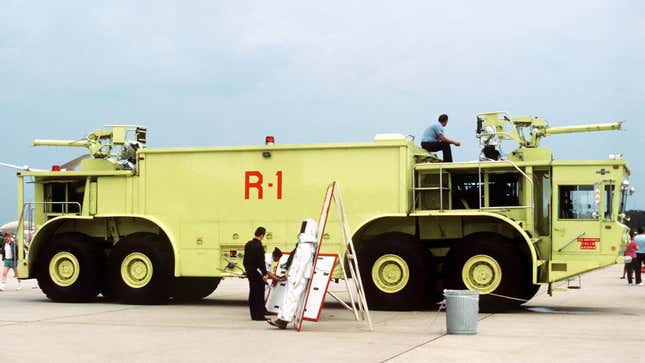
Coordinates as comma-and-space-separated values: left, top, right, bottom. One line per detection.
577, 237, 599, 250
577, 238, 600, 243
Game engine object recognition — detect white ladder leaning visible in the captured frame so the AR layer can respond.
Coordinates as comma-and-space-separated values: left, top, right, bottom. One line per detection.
326, 181, 373, 331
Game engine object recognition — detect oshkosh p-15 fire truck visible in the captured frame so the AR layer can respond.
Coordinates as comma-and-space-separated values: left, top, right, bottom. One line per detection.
13, 112, 633, 311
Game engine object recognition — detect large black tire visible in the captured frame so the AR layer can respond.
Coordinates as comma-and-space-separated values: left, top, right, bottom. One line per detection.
521, 282, 541, 302
97, 249, 115, 301
444, 233, 525, 312
172, 277, 221, 301
36, 233, 101, 302
357, 232, 433, 311
517, 240, 541, 302
108, 233, 173, 304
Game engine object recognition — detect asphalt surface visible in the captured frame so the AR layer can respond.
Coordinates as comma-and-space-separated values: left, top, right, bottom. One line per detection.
0, 264, 643, 362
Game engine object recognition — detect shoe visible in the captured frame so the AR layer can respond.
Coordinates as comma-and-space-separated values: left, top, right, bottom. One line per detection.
0, 283, 5, 291
16, 285, 22, 291
620, 276, 625, 279
638, 283, 644, 286
267, 318, 288, 329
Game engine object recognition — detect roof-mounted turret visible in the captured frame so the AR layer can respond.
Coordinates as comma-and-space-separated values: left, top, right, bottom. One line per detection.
476, 112, 622, 162
32, 125, 146, 171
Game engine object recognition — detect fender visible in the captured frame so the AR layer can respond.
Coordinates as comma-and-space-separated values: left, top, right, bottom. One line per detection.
354, 210, 540, 284
27, 214, 180, 276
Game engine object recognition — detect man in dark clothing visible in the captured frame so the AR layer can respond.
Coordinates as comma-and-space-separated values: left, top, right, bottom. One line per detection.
421, 114, 461, 162
243, 227, 269, 321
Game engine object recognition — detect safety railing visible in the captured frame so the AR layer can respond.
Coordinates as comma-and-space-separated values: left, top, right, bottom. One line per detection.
413, 158, 535, 237
17, 202, 82, 259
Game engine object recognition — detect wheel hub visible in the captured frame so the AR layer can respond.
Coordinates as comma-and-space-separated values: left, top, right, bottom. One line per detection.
371, 254, 410, 294
462, 254, 502, 294
49, 252, 80, 287
121, 252, 154, 288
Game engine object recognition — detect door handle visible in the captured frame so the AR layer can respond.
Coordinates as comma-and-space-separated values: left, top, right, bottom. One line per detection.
558, 232, 586, 252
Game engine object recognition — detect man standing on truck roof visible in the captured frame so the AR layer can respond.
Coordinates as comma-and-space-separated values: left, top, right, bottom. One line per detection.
421, 114, 461, 162
244, 227, 270, 320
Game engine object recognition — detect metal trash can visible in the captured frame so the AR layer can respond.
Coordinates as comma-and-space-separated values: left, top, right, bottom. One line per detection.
443, 289, 479, 334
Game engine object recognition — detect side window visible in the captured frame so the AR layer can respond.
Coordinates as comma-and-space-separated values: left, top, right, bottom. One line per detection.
452, 173, 482, 209
558, 185, 598, 219
534, 171, 551, 235
604, 184, 614, 219
489, 173, 520, 207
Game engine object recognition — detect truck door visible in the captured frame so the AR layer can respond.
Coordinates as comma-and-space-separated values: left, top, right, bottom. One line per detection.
551, 165, 607, 261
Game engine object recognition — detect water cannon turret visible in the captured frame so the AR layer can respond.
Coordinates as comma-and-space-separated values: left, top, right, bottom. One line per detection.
476, 112, 623, 162
32, 125, 146, 170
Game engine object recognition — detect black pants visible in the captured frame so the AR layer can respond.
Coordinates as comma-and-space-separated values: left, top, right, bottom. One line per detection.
637, 253, 645, 278
627, 257, 641, 284
421, 141, 453, 162
248, 277, 266, 320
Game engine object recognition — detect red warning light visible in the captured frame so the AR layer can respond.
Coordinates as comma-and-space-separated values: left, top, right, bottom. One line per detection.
51, 165, 61, 172
265, 136, 275, 145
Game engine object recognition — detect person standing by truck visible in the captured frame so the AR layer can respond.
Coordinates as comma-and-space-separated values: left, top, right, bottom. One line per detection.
265, 247, 282, 281
634, 227, 645, 285
1, 232, 21, 291
624, 235, 640, 285
243, 227, 269, 320
421, 114, 461, 162
622, 231, 637, 279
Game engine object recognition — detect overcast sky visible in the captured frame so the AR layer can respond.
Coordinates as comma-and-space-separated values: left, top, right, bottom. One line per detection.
1, 1, 643, 223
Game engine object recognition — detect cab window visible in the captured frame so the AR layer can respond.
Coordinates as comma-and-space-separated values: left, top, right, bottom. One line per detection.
604, 184, 614, 220
558, 185, 598, 219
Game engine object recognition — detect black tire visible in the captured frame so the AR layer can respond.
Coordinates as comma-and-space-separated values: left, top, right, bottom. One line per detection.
444, 233, 524, 312
521, 283, 541, 302
357, 232, 433, 311
97, 248, 115, 301
108, 233, 173, 304
36, 233, 101, 302
517, 240, 540, 302
172, 277, 221, 301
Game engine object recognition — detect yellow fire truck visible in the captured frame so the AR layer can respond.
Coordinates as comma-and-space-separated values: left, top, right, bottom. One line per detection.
13, 112, 632, 311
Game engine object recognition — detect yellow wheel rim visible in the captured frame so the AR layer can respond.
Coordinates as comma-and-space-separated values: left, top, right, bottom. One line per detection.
121, 252, 154, 288
371, 254, 410, 294
49, 252, 80, 287
462, 254, 502, 294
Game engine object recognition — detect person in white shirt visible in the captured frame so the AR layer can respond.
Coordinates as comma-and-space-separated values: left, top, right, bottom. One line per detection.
1, 232, 21, 291
264, 247, 283, 280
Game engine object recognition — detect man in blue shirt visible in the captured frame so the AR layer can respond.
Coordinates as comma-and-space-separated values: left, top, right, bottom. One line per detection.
421, 114, 461, 162
635, 227, 645, 285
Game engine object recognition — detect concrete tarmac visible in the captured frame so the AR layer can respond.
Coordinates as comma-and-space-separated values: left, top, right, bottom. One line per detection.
0, 264, 643, 363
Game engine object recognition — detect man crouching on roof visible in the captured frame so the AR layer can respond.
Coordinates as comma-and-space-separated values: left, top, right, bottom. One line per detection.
268, 219, 318, 329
